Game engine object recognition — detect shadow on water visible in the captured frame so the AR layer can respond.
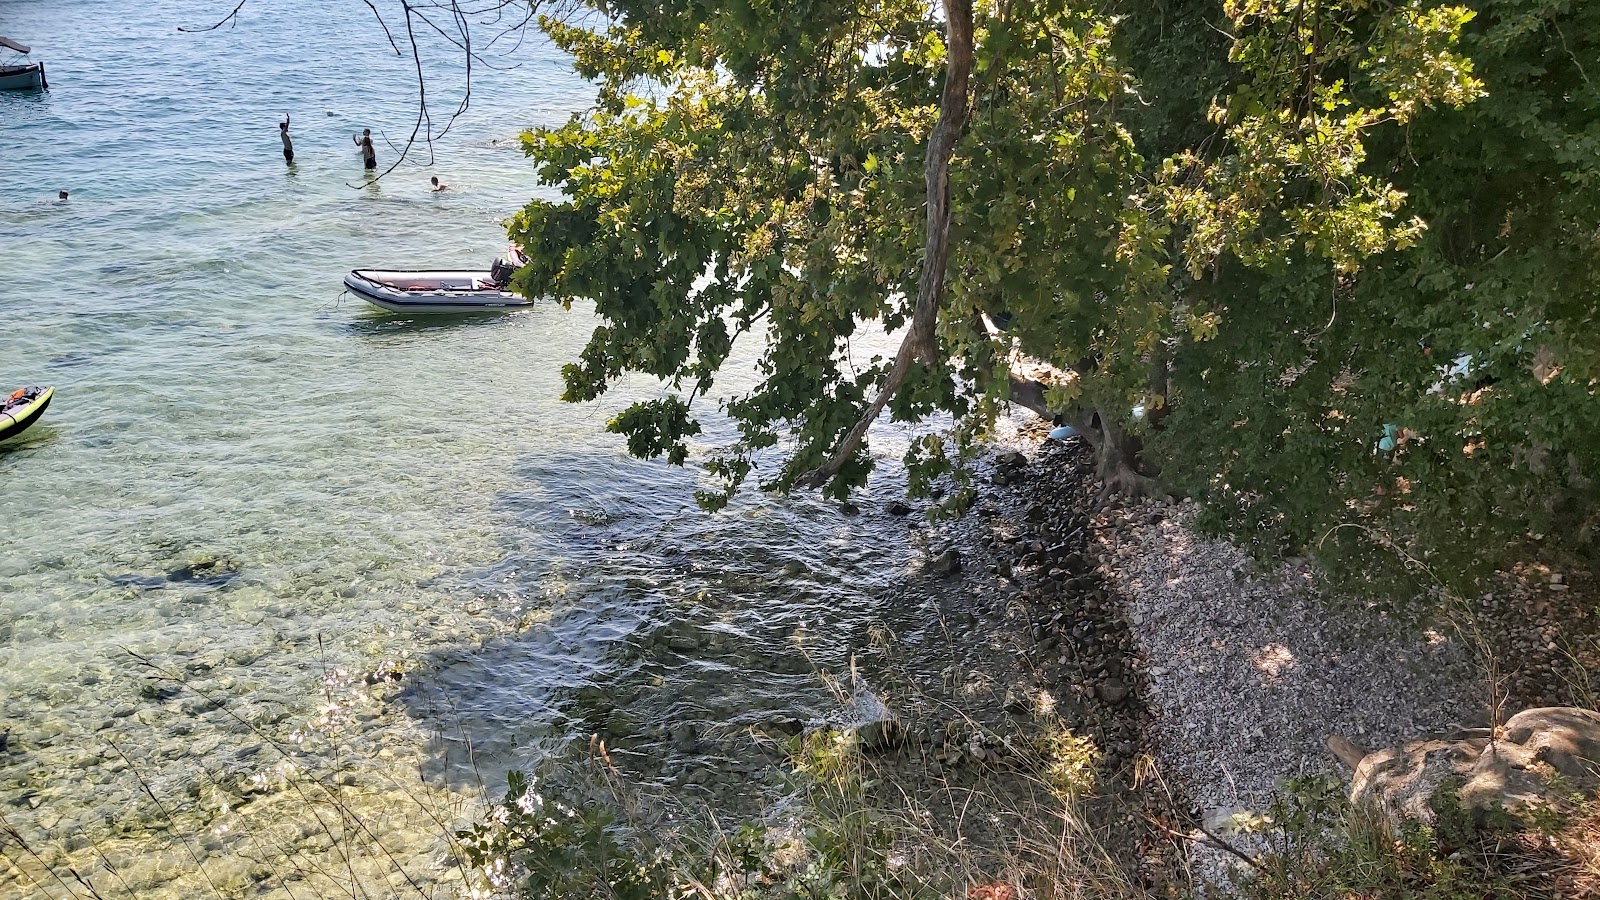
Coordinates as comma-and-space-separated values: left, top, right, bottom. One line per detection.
390, 432, 985, 816
399, 441, 936, 803
0, 426, 59, 458
0, 90, 51, 112
339, 307, 538, 337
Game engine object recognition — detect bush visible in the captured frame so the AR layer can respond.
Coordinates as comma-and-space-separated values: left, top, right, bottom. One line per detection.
455, 736, 944, 900
1239, 776, 1585, 900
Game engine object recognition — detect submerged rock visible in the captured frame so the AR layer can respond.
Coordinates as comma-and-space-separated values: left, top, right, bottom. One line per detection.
668, 723, 698, 752
165, 555, 241, 588
843, 680, 900, 753
928, 548, 962, 577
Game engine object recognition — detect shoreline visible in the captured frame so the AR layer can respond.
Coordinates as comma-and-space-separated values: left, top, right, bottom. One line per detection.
795, 416, 1599, 893
6, 415, 1596, 898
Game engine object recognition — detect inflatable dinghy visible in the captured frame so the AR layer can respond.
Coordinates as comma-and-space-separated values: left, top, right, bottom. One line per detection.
343, 269, 535, 314
1, 386, 53, 441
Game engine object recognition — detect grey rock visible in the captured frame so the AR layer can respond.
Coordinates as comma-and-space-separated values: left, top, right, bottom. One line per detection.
765, 716, 804, 737
1096, 678, 1130, 707
928, 548, 961, 577
844, 681, 900, 752
1351, 706, 1600, 829
668, 723, 697, 752
1201, 805, 1266, 837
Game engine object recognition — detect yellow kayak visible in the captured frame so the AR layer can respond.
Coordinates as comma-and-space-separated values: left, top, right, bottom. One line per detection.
0, 386, 53, 442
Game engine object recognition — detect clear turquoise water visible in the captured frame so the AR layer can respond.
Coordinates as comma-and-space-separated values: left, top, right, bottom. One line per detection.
0, 2, 924, 895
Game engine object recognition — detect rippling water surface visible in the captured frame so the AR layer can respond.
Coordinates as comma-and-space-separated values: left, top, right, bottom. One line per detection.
0, 2, 927, 895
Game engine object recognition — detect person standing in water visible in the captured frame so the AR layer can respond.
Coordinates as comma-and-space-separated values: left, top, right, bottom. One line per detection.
279, 115, 294, 165
353, 128, 376, 170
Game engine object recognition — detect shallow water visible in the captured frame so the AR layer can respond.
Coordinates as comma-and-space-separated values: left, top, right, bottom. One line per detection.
0, 2, 929, 896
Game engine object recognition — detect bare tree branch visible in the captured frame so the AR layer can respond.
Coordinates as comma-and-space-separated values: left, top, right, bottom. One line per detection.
361, 0, 404, 55
1006, 374, 1055, 421
179, 0, 249, 32
362, 0, 435, 182
796, 0, 975, 489
183, 1, 544, 186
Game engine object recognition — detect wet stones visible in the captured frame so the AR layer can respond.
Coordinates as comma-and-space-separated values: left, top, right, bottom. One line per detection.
165, 555, 242, 588
668, 723, 698, 752
928, 548, 962, 577
985, 440, 1156, 777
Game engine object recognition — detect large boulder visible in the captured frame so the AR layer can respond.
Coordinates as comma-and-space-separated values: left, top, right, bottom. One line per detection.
1349, 707, 1600, 828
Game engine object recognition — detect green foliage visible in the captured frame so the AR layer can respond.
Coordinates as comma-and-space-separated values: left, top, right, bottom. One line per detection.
1033, 719, 1100, 797
1241, 776, 1545, 899
1149, 0, 1600, 598
460, 736, 945, 900
511, 0, 1600, 598
456, 770, 684, 900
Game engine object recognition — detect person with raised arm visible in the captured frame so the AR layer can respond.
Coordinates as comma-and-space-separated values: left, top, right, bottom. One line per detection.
352, 128, 376, 170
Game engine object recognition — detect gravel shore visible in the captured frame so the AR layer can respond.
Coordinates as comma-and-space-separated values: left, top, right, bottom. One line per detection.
1093, 497, 1487, 882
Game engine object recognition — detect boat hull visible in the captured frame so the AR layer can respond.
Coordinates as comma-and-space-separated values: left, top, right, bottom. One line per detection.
344, 269, 534, 314
0, 386, 53, 442
0, 62, 45, 91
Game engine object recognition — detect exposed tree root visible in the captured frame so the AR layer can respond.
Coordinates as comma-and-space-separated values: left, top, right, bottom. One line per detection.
1094, 463, 1170, 507
1087, 404, 1171, 506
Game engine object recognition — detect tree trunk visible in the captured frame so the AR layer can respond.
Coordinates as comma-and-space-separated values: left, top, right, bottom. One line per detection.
1007, 368, 1168, 501
1146, 344, 1171, 427
1007, 374, 1054, 420
797, 0, 974, 490
1092, 404, 1166, 503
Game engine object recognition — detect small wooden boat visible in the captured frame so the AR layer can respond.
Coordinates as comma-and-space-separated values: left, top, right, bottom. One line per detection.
0, 37, 46, 91
343, 269, 534, 314
1, 386, 54, 442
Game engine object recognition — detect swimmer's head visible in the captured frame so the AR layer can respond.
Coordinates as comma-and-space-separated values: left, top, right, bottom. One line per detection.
58, 190, 68, 200
431, 177, 439, 186
363, 128, 371, 136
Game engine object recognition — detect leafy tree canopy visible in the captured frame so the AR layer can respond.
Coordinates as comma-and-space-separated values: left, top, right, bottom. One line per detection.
509, 0, 1599, 596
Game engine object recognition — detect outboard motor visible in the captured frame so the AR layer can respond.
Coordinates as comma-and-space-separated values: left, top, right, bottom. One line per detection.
489, 256, 515, 287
